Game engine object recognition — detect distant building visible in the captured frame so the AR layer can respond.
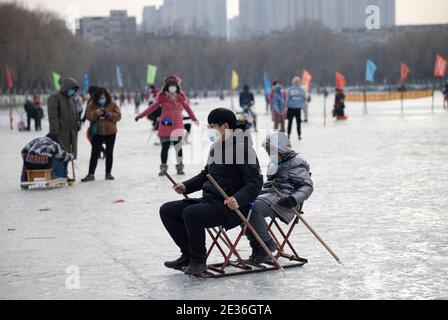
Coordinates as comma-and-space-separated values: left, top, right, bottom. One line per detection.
232, 0, 396, 39
78, 10, 137, 44
341, 24, 448, 45
142, 0, 227, 38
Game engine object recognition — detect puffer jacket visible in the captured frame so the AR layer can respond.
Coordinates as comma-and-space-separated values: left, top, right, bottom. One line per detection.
258, 132, 314, 224
136, 91, 197, 138
86, 101, 122, 136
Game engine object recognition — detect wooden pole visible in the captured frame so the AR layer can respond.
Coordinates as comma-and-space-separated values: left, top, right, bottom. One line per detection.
163, 171, 233, 251
207, 174, 286, 275
272, 186, 343, 265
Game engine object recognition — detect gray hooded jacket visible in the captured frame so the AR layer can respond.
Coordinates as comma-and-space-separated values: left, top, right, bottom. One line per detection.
257, 132, 314, 224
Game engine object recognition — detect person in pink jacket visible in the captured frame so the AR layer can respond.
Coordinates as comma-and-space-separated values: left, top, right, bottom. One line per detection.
135, 75, 199, 176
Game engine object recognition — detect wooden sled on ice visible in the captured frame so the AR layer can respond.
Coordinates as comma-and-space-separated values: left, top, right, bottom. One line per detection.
21, 169, 69, 190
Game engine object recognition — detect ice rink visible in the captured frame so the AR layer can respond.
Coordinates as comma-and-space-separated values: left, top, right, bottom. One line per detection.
1, 93, 447, 300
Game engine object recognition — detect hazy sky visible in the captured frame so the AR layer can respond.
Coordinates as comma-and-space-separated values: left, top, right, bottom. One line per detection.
6, 0, 448, 25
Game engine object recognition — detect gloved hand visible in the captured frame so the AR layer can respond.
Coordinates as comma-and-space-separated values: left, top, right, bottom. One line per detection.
277, 196, 298, 209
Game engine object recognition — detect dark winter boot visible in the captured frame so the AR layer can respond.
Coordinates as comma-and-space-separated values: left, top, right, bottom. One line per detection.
249, 242, 261, 264
81, 175, 95, 183
105, 173, 115, 181
184, 259, 208, 276
164, 253, 190, 270
158, 164, 168, 176
252, 239, 277, 265
176, 164, 185, 175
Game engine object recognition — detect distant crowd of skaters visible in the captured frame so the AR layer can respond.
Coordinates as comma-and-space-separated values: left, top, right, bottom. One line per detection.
19, 73, 352, 185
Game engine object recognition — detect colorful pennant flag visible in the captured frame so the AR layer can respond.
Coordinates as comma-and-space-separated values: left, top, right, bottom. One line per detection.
434, 54, 447, 78
52, 72, 61, 91
116, 66, 124, 88
82, 73, 89, 92
6, 66, 13, 90
147, 64, 158, 85
263, 73, 272, 98
301, 69, 313, 92
365, 59, 377, 82
231, 69, 239, 91
399, 63, 411, 85
336, 72, 346, 89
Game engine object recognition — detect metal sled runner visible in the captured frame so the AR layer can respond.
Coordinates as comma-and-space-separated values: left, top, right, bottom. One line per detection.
198, 205, 308, 279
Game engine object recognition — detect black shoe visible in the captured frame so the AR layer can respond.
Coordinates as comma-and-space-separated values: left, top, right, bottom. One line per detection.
184, 260, 208, 276
248, 242, 261, 264
164, 254, 190, 270
252, 239, 277, 265
105, 173, 115, 181
176, 164, 185, 175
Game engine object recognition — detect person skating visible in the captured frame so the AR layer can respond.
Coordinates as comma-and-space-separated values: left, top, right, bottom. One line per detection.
33, 95, 44, 131
286, 77, 306, 140
269, 81, 287, 132
160, 108, 263, 276
23, 99, 37, 131
135, 75, 198, 176
239, 84, 257, 131
134, 91, 142, 114
333, 88, 347, 120
246, 132, 314, 264
47, 77, 80, 180
81, 87, 121, 182
20, 133, 74, 186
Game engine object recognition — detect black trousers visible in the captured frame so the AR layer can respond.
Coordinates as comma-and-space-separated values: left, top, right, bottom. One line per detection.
287, 108, 302, 138
88, 134, 116, 175
161, 139, 183, 165
159, 199, 230, 262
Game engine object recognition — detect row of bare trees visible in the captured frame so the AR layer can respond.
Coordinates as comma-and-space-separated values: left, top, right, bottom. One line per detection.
1, 2, 447, 94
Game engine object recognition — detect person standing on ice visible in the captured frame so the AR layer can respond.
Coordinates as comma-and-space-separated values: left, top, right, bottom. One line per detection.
239, 84, 257, 131
286, 77, 306, 140
333, 88, 347, 120
47, 77, 80, 180
81, 88, 122, 182
269, 81, 287, 132
135, 75, 199, 176
443, 81, 448, 109
246, 132, 314, 265
160, 108, 263, 276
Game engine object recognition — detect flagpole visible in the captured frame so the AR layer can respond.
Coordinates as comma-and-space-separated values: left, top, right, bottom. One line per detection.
431, 80, 435, 113
9, 89, 13, 130
323, 88, 328, 127
363, 82, 368, 115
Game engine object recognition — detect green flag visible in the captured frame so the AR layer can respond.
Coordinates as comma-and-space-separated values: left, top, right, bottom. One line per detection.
52, 72, 61, 91
147, 65, 157, 85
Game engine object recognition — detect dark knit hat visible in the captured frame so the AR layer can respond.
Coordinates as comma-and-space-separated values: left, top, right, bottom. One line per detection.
164, 75, 179, 86
207, 108, 237, 130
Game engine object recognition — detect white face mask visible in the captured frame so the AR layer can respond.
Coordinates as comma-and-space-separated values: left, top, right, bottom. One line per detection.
168, 86, 177, 94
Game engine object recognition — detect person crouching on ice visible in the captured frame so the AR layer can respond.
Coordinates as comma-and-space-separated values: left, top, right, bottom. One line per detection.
20, 133, 74, 187
246, 132, 314, 265
160, 108, 263, 276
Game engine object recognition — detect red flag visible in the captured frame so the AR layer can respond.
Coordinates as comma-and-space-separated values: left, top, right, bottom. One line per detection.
434, 54, 447, 78
399, 63, 410, 85
336, 72, 346, 89
301, 69, 313, 92
6, 67, 13, 90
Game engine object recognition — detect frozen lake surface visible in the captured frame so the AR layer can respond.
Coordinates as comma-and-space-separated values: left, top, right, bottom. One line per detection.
1, 93, 447, 300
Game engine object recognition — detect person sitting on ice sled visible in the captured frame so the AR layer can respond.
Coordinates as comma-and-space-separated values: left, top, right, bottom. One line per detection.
20, 133, 74, 186
245, 132, 314, 265
160, 108, 263, 276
